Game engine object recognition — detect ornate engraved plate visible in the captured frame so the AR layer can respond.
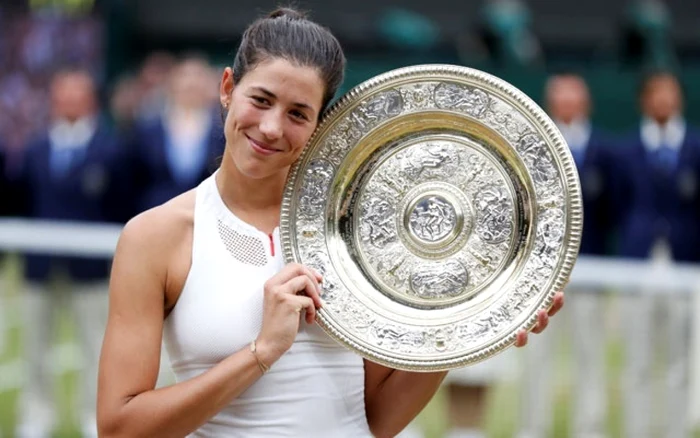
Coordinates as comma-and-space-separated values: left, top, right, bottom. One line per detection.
280, 64, 582, 371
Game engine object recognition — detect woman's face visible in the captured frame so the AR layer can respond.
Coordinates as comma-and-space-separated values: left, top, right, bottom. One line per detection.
220, 58, 324, 180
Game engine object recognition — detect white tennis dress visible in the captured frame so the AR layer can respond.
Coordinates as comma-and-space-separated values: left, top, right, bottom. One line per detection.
163, 174, 372, 437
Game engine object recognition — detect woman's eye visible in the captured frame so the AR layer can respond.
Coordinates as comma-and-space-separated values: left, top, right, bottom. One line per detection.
252, 96, 269, 105
290, 110, 307, 121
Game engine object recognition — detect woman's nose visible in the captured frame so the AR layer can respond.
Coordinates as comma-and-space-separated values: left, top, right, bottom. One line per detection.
259, 111, 283, 140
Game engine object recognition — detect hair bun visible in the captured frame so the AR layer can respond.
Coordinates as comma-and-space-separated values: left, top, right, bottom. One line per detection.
268, 7, 307, 20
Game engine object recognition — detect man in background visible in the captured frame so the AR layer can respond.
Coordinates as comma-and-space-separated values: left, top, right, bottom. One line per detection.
614, 70, 700, 438
127, 55, 223, 216
14, 67, 127, 438
519, 73, 616, 438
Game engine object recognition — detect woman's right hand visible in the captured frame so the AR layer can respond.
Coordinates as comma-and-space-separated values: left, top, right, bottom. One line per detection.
255, 263, 323, 364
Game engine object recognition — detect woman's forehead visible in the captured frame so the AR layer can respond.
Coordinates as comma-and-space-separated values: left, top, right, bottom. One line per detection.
239, 58, 324, 110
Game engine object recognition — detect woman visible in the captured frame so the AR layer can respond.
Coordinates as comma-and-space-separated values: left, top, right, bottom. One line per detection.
97, 8, 563, 438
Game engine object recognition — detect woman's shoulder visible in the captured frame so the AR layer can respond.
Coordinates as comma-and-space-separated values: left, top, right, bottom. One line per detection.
119, 190, 197, 257
112, 189, 198, 310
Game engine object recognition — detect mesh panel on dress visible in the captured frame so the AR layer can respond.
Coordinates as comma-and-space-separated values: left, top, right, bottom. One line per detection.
217, 219, 268, 266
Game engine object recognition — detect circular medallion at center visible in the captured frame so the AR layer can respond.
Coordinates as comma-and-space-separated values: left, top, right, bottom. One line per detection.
407, 195, 458, 244
397, 183, 474, 260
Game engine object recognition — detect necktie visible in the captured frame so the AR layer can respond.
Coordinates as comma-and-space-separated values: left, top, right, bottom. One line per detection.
653, 143, 677, 175
51, 147, 83, 179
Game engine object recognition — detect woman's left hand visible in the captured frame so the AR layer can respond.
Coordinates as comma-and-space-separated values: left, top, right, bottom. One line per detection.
515, 291, 565, 347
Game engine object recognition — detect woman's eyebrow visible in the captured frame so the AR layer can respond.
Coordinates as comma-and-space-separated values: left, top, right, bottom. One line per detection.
251, 86, 314, 111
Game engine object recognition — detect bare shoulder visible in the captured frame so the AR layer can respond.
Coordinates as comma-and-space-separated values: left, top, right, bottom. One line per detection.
115, 190, 196, 309
120, 190, 196, 254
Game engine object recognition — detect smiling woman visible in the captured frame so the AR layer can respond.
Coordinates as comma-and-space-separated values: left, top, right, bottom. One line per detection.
96, 6, 561, 438
220, 58, 326, 182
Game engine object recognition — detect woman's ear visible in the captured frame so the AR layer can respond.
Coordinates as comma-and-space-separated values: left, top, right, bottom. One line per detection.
220, 67, 235, 108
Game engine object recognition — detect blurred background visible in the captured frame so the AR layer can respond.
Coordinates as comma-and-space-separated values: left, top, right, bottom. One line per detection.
1, 0, 700, 437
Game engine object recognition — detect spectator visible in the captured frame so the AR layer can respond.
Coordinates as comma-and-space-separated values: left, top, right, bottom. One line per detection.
128, 55, 224, 215
0, 11, 102, 154
518, 73, 617, 438
14, 67, 125, 438
133, 51, 177, 123
614, 70, 700, 438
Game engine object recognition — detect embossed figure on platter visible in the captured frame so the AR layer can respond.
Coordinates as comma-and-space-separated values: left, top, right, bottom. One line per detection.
408, 196, 457, 242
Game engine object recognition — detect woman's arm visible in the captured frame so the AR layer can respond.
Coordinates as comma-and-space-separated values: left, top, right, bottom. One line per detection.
97, 207, 266, 438
364, 362, 447, 438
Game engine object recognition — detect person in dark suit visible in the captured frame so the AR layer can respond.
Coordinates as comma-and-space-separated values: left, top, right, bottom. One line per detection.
128, 55, 224, 215
614, 70, 700, 438
14, 67, 126, 438
518, 73, 616, 438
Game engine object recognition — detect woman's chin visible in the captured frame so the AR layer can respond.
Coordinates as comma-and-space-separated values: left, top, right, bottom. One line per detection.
234, 161, 281, 181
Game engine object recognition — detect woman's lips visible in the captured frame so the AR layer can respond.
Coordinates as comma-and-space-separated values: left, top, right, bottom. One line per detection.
247, 136, 280, 156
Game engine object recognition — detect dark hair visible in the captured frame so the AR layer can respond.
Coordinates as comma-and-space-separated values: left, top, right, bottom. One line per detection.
232, 7, 346, 114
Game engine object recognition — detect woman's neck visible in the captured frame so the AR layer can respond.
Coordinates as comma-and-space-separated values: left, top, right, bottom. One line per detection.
215, 156, 288, 233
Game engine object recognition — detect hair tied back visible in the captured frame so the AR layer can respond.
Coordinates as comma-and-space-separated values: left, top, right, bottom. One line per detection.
268, 7, 307, 20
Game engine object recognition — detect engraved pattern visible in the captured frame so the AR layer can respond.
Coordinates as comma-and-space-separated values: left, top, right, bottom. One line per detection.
409, 260, 468, 298
517, 133, 558, 185
372, 324, 426, 352
333, 293, 376, 334
408, 196, 457, 242
452, 153, 489, 192
280, 66, 580, 368
399, 141, 460, 181
351, 89, 403, 131
360, 197, 397, 248
537, 178, 566, 208
474, 185, 513, 244
319, 90, 404, 167
320, 134, 348, 168
434, 82, 490, 117
481, 98, 533, 143
400, 83, 437, 111
373, 250, 415, 292
538, 208, 566, 258
299, 159, 335, 217
461, 237, 510, 285
357, 140, 515, 306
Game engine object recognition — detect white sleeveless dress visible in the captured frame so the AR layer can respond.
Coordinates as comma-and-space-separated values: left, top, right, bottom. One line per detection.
163, 174, 372, 437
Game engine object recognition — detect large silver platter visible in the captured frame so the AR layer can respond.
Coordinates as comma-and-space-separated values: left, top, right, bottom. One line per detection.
280, 64, 582, 371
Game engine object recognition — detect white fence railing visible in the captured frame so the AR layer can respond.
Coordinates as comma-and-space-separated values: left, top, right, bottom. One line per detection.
1, 218, 700, 425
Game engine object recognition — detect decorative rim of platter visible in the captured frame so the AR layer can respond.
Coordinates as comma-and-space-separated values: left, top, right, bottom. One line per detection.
280, 64, 582, 371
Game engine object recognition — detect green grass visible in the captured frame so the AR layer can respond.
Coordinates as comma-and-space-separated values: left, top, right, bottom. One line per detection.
0, 256, 82, 438
1, 255, 698, 438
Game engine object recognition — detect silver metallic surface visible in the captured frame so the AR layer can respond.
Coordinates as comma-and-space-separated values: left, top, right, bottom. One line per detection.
280, 64, 582, 371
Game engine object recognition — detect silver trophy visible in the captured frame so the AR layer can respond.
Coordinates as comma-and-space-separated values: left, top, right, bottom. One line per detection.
280, 64, 582, 371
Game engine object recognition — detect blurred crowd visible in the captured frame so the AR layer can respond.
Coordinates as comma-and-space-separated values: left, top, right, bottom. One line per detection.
1, 6, 700, 438
0, 12, 226, 438
0, 12, 103, 161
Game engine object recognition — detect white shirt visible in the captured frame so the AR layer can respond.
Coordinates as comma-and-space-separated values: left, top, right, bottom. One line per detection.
640, 115, 686, 152
163, 174, 371, 437
555, 118, 592, 155
49, 116, 97, 151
